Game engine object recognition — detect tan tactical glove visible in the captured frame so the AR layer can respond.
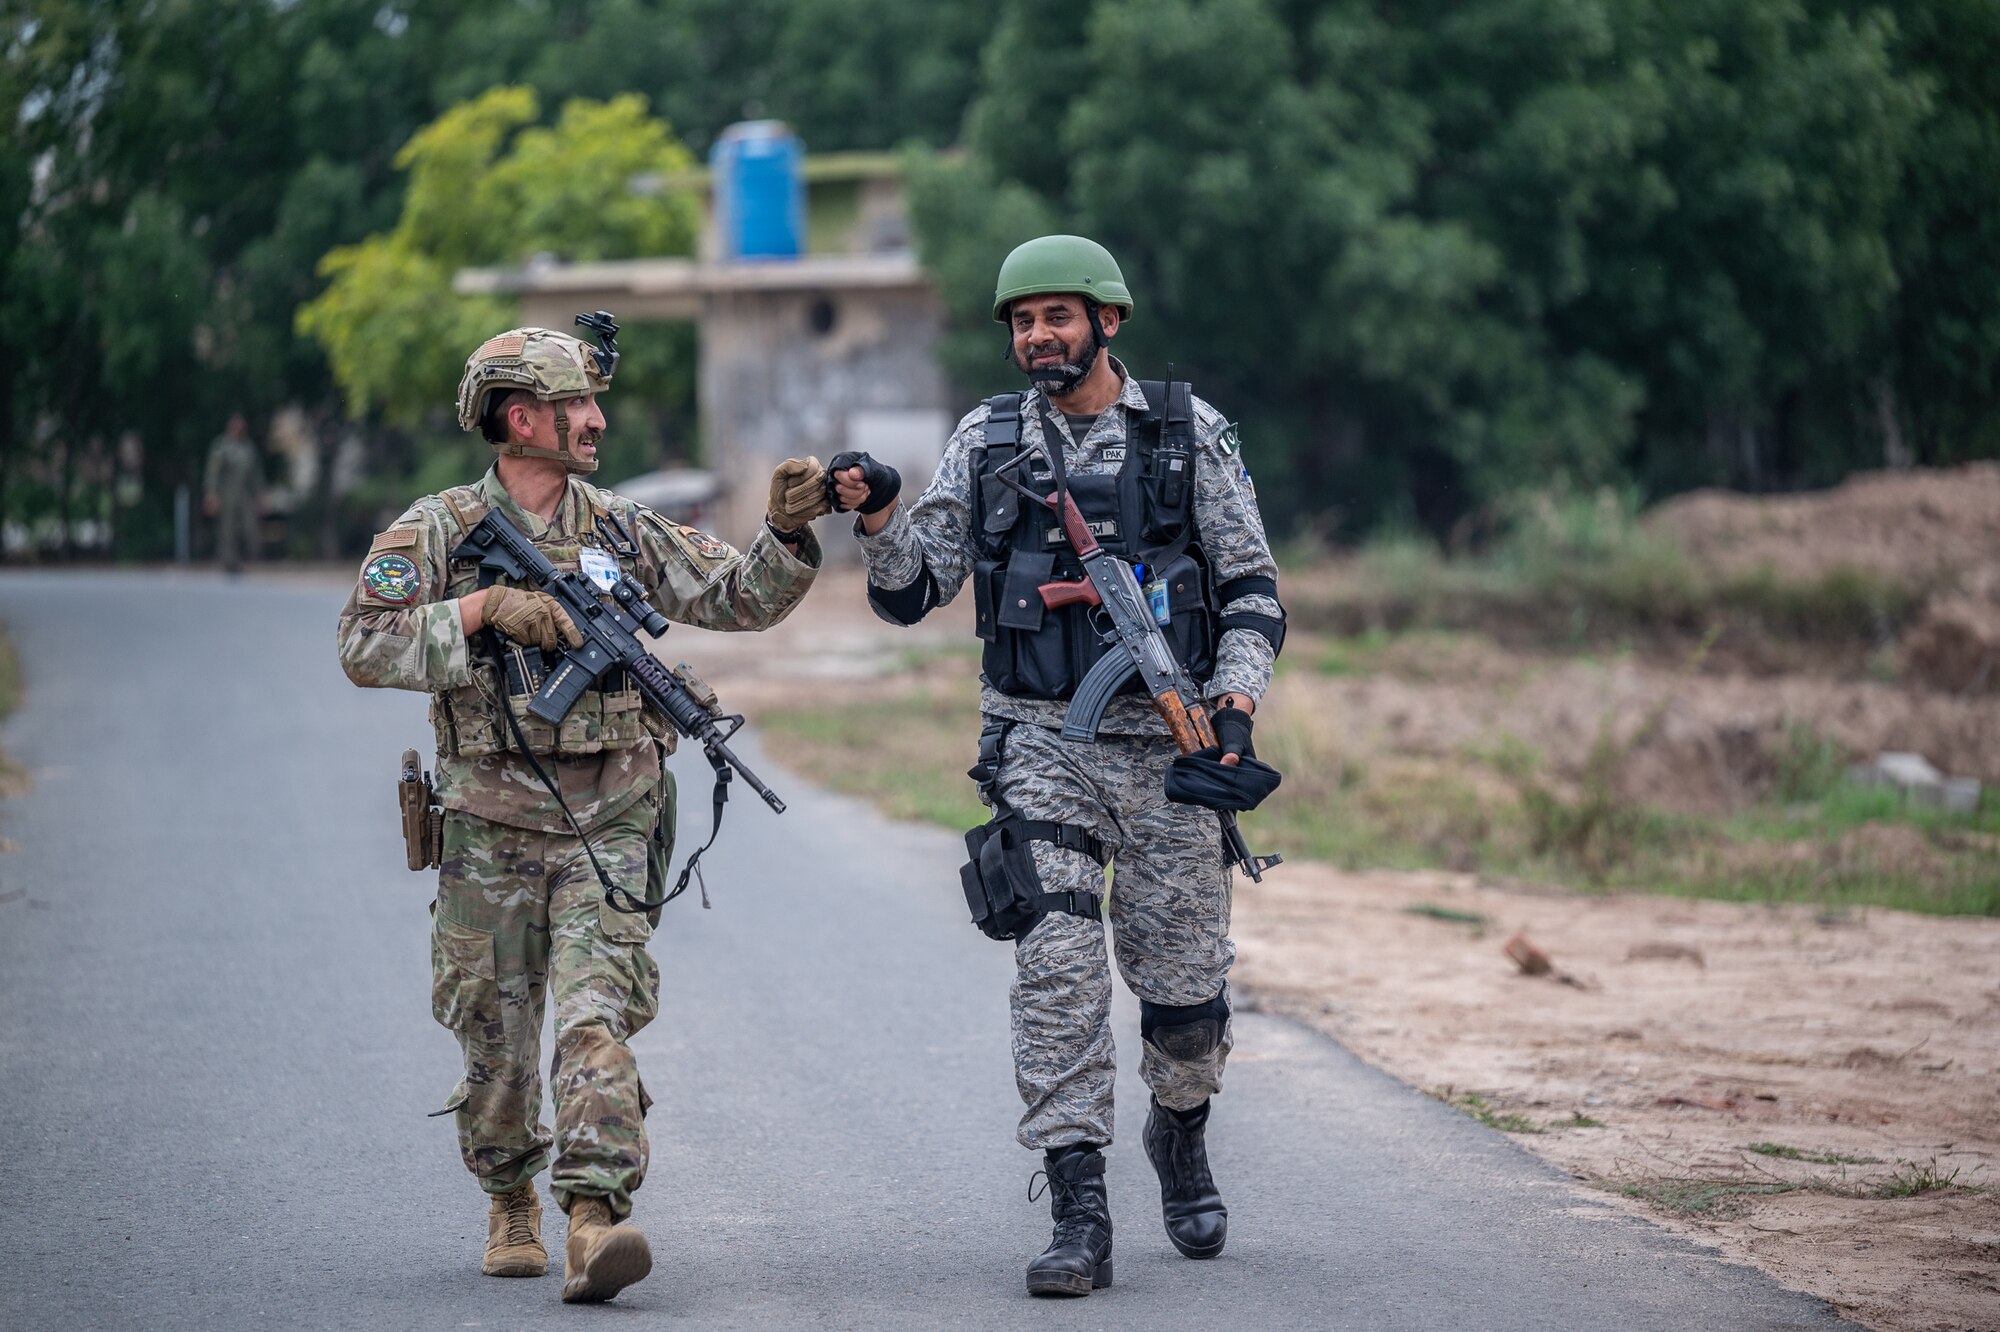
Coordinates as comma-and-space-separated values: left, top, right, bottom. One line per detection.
767, 456, 832, 532
483, 585, 583, 653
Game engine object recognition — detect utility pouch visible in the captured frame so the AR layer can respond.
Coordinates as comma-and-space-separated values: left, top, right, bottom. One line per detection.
960, 815, 1048, 942
960, 721, 1107, 941
398, 748, 443, 871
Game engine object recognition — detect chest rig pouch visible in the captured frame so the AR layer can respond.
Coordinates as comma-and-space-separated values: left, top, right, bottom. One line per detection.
969, 381, 1217, 701
429, 486, 661, 761
959, 720, 1108, 941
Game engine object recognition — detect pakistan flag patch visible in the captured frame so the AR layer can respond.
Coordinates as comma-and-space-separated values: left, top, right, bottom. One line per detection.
362, 552, 421, 605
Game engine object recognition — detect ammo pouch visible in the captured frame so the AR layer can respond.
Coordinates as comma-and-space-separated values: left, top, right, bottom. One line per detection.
959, 721, 1108, 942
398, 748, 443, 871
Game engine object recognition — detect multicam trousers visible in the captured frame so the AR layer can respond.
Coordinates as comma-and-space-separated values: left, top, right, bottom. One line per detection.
992, 721, 1236, 1151
429, 789, 670, 1219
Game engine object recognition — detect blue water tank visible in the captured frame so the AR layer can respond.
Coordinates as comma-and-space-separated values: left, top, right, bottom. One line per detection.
711, 121, 804, 261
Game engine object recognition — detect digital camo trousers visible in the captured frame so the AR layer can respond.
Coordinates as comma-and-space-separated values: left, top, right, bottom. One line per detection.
993, 721, 1235, 1151
430, 799, 662, 1219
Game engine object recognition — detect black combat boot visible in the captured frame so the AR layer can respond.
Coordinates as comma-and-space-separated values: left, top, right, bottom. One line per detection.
1143, 1097, 1228, 1259
1025, 1145, 1113, 1297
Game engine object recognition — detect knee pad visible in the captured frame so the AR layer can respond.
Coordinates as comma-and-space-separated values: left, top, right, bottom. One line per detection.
1140, 987, 1229, 1061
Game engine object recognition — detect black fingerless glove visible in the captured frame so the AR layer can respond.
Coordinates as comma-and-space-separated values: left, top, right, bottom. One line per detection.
826, 450, 903, 515
1164, 705, 1281, 812
1211, 705, 1255, 761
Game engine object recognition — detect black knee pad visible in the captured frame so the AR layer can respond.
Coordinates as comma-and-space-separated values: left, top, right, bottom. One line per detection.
1140, 986, 1229, 1061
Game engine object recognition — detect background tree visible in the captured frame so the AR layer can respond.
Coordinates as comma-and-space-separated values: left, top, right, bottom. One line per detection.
912, 0, 1932, 534
296, 86, 704, 498
5, 0, 1999, 557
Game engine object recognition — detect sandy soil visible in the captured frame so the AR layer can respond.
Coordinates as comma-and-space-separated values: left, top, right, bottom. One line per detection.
1234, 863, 2000, 1332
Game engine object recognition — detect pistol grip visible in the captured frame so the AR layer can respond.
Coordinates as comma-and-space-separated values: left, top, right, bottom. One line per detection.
1038, 579, 1101, 611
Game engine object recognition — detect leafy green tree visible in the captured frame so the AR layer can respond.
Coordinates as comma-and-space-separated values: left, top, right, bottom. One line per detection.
296, 86, 703, 491
916, 0, 1934, 532
1870, 0, 2000, 467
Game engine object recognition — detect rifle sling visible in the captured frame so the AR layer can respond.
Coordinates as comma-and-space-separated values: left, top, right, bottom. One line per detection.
474, 566, 675, 916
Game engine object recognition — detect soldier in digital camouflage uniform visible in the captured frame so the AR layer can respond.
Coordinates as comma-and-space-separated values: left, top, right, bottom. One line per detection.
337, 323, 830, 1304
829, 236, 1286, 1296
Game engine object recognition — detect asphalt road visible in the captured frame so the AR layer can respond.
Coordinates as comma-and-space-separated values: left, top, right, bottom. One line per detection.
0, 570, 1849, 1330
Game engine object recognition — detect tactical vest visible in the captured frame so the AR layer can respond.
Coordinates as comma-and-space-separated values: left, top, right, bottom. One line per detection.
969, 381, 1218, 701
428, 483, 665, 761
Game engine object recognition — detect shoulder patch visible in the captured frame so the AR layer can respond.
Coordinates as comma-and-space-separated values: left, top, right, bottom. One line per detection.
369, 528, 420, 552
639, 509, 732, 573
1215, 422, 1242, 457
674, 524, 731, 562
361, 552, 422, 605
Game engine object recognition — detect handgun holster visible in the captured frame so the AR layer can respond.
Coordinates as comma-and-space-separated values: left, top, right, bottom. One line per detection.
399, 748, 444, 871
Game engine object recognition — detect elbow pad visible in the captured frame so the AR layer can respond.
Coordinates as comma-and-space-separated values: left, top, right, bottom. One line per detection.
1216, 574, 1286, 656
867, 564, 941, 626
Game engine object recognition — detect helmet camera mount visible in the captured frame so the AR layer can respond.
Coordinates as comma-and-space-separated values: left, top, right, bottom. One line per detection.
575, 310, 621, 380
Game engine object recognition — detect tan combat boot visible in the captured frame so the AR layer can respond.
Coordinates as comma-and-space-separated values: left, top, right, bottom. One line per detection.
561, 1196, 653, 1303
482, 1181, 547, 1277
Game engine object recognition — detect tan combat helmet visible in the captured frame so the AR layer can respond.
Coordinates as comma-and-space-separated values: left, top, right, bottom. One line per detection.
456, 319, 617, 474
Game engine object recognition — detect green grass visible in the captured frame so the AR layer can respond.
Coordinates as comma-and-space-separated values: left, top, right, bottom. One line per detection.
1728, 782, 2000, 841
1620, 1181, 1798, 1219
1447, 1093, 1545, 1134
760, 684, 987, 832
1257, 678, 2000, 916
1289, 485, 1926, 651
1745, 1142, 1881, 1166
1314, 627, 1395, 677
1404, 903, 1487, 926
1872, 1158, 1978, 1198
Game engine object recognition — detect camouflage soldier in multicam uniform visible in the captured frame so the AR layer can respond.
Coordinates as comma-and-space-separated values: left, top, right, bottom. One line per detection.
337, 324, 829, 1304
830, 236, 1286, 1296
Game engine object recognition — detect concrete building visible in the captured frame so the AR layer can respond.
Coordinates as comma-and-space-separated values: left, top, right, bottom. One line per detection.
455, 151, 952, 543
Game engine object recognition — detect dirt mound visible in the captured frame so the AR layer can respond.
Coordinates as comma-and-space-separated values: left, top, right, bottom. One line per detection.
1900, 567, 2000, 695
1645, 462, 2000, 586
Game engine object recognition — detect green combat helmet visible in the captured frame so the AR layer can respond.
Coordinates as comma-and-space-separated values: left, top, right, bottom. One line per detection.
455, 317, 618, 474
991, 235, 1134, 323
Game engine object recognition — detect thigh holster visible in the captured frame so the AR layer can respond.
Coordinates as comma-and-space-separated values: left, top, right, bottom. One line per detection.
960, 721, 1107, 942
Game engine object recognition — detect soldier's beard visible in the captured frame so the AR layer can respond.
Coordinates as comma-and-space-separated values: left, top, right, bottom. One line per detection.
1021, 340, 1095, 396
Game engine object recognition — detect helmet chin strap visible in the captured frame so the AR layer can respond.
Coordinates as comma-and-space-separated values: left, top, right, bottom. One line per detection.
493, 399, 599, 473
551, 400, 598, 474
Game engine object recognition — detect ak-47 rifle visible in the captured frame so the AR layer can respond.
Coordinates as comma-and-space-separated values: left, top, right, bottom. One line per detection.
993, 447, 1281, 882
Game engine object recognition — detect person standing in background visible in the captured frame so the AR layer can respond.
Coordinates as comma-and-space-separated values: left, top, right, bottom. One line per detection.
203, 413, 262, 574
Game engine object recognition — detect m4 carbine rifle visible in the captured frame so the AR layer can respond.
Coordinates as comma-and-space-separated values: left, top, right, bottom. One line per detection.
993, 447, 1281, 883
451, 507, 784, 910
